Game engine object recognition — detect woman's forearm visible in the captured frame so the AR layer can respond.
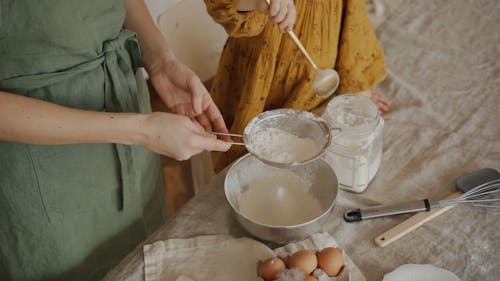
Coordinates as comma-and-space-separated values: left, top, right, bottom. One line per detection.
123, 0, 173, 72
0, 91, 147, 145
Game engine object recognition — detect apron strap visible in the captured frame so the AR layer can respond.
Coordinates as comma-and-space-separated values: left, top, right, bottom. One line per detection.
102, 30, 142, 210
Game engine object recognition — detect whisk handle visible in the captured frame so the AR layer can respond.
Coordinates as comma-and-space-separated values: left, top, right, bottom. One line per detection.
344, 199, 431, 222
374, 193, 460, 247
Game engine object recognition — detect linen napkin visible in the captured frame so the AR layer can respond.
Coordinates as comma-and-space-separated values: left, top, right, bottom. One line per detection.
143, 233, 366, 281
143, 234, 275, 281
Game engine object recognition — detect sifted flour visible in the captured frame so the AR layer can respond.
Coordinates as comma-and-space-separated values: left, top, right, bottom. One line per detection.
248, 128, 321, 164
238, 171, 323, 226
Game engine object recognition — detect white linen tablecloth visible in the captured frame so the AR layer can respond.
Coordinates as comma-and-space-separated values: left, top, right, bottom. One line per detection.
103, 0, 500, 280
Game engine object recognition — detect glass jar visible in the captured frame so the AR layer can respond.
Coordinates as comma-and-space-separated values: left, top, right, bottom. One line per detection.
322, 94, 384, 193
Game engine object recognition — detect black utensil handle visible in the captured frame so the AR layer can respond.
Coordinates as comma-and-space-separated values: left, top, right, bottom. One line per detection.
344, 199, 431, 223
344, 209, 363, 222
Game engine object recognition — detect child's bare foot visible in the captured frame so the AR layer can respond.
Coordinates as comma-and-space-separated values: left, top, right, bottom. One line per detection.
360, 89, 391, 113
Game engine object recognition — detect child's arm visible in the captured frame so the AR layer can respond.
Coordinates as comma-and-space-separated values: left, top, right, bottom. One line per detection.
204, 0, 295, 37
236, 0, 295, 32
265, 0, 296, 32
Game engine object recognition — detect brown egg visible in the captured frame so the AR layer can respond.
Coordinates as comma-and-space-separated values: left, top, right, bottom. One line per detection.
316, 247, 345, 277
287, 250, 318, 274
305, 275, 318, 281
258, 257, 286, 281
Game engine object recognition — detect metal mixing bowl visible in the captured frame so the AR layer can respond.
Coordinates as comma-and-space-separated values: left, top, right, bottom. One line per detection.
224, 153, 339, 244
243, 109, 333, 168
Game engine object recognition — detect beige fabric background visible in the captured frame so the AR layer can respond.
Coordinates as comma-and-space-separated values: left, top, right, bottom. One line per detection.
103, 0, 500, 280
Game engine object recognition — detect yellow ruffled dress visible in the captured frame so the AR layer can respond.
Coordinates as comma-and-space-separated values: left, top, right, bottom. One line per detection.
205, 0, 387, 172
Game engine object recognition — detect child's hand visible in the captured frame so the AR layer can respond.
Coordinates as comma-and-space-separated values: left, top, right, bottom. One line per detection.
257, 0, 296, 32
359, 89, 391, 113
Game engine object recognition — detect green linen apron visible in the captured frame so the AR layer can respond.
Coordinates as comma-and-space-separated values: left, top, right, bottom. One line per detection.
0, 1, 166, 280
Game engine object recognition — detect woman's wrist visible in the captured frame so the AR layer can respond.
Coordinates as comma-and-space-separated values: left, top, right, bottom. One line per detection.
62, 111, 152, 147
141, 46, 175, 73
142, 49, 176, 76
115, 113, 151, 147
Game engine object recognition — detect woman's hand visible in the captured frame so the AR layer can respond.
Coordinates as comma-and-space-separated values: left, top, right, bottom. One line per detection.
139, 112, 231, 161
148, 53, 230, 135
239, 0, 295, 32
123, 0, 231, 153
359, 89, 391, 113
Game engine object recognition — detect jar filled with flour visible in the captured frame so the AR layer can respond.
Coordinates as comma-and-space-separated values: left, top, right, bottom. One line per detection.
322, 94, 384, 193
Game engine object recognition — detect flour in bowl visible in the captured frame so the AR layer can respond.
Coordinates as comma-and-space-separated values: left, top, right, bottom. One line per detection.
238, 171, 323, 226
248, 128, 321, 164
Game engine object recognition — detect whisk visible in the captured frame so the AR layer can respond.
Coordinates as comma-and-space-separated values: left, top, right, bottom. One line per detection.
437, 179, 500, 209
344, 174, 500, 222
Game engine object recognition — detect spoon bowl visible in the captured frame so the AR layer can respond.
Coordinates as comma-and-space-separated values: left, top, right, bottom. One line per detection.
284, 30, 339, 98
313, 69, 340, 97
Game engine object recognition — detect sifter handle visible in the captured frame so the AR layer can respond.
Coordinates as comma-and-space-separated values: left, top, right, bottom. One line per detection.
209, 132, 245, 146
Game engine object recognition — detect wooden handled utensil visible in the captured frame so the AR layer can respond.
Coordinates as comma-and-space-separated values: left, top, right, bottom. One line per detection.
264, 0, 339, 97
374, 168, 500, 247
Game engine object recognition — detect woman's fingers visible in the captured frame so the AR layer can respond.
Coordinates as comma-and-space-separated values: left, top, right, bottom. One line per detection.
195, 113, 213, 132
187, 75, 208, 115
173, 128, 231, 160
206, 103, 231, 141
195, 133, 232, 152
141, 113, 231, 161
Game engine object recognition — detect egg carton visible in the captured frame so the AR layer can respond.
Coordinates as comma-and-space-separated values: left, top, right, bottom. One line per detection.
256, 253, 354, 281
257, 232, 366, 281
312, 265, 353, 281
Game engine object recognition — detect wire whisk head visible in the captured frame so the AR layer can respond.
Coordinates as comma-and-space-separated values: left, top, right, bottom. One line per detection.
438, 179, 500, 210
